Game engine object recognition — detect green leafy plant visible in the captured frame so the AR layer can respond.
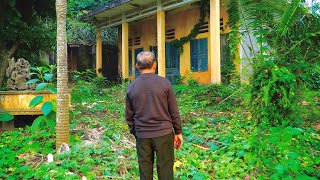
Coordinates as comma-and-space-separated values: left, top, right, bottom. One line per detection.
186, 77, 199, 86
92, 75, 107, 90
248, 61, 297, 126
71, 69, 108, 104
223, 0, 320, 127
0, 112, 14, 122
26, 64, 57, 93
1, 82, 319, 179
72, 69, 95, 82
0, 0, 56, 87
67, 0, 117, 46
175, 76, 186, 85
28, 97, 57, 133
26, 64, 57, 132
306, 65, 320, 90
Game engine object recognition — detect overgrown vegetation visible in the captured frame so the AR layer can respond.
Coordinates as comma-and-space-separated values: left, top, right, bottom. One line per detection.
67, 0, 117, 46
0, 0, 56, 88
1, 79, 319, 179
1, 0, 319, 179
223, 0, 320, 126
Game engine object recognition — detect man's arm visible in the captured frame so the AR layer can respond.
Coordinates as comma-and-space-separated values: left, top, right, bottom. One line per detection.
167, 84, 183, 150
167, 84, 182, 135
125, 92, 136, 137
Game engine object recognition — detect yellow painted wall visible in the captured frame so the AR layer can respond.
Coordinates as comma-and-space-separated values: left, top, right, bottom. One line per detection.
0, 91, 57, 115
127, 16, 157, 79
118, 3, 231, 84
166, 7, 212, 84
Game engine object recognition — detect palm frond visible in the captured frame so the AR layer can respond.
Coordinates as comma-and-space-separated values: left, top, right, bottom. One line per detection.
276, 0, 305, 39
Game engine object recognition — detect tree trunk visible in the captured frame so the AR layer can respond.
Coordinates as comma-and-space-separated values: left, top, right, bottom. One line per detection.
56, 0, 69, 148
0, 45, 19, 88
0, 56, 9, 88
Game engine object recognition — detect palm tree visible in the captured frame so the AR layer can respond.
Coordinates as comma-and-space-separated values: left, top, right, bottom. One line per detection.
222, 0, 320, 66
222, 0, 320, 125
56, 0, 69, 148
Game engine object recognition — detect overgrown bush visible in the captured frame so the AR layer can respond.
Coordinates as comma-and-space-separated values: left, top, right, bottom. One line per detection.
71, 69, 108, 104
174, 83, 244, 113
306, 65, 320, 90
1, 83, 319, 179
212, 123, 320, 179
248, 61, 297, 126
72, 69, 96, 82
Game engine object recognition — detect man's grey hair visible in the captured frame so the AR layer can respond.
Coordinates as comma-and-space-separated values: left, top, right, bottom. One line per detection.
136, 51, 156, 70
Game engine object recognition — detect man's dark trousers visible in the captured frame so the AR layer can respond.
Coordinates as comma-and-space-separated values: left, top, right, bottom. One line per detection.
136, 132, 174, 180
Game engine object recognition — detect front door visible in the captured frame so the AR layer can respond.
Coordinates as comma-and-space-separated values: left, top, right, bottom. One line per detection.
134, 48, 143, 78
129, 49, 132, 76
165, 42, 180, 84
150, 46, 158, 74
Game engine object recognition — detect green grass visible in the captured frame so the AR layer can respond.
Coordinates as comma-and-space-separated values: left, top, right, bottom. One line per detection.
0, 83, 319, 179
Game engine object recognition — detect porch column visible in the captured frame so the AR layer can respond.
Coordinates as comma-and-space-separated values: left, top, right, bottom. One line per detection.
157, 10, 165, 77
96, 28, 102, 76
121, 22, 129, 79
210, 0, 221, 83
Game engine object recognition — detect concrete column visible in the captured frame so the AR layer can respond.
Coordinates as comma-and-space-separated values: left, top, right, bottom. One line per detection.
157, 10, 166, 77
122, 22, 129, 79
210, 0, 221, 83
96, 28, 102, 76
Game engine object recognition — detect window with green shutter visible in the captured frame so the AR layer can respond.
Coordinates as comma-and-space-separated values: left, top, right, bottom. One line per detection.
190, 38, 208, 72
165, 42, 180, 84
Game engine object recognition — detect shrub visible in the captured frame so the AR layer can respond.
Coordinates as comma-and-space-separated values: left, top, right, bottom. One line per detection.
306, 65, 320, 90
248, 61, 297, 126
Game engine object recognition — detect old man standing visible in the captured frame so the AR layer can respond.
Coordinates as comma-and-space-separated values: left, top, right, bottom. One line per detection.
125, 51, 183, 180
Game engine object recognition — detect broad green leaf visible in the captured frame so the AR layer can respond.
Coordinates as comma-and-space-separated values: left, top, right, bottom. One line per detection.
25, 79, 39, 85
29, 67, 39, 71
36, 83, 48, 91
275, 164, 288, 174
282, 132, 292, 142
45, 112, 56, 132
208, 142, 219, 151
0, 113, 14, 122
236, 150, 245, 157
28, 72, 38, 76
286, 127, 303, 136
42, 69, 50, 73
187, 136, 194, 141
29, 96, 44, 108
42, 102, 53, 116
48, 87, 57, 94
47, 84, 57, 94
193, 173, 205, 179
51, 100, 57, 112
220, 117, 227, 122
209, 118, 217, 123
31, 116, 45, 132
295, 175, 317, 180
44, 73, 54, 81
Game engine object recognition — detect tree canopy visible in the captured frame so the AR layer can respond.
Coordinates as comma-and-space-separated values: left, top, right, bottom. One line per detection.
0, 0, 56, 64
67, 0, 117, 46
